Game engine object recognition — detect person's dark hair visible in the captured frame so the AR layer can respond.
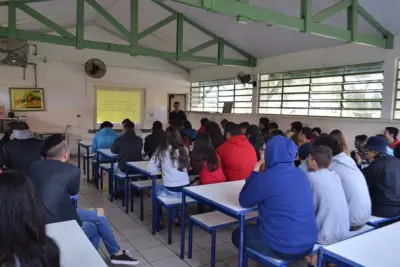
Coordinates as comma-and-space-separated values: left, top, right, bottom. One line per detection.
245, 125, 261, 138
124, 121, 135, 131
385, 127, 399, 139
155, 127, 189, 171
268, 122, 279, 131
200, 118, 209, 127
205, 121, 225, 149
173, 101, 180, 106
183, 121, 192, 130
271, 129, 285, 137
0, 122, 19, 147
330, 129, 349, 154
190, 133, 220, 173
14, 121, 30, 131
259, 117, 269, 128
394, 144, 400, 160
290, 121, 302, 133
354, 135, 368, 151
313, 134, 341, 156
220, 119, 228, 128
239, 122, 250, 130
152, 121, 163, 131
301, 127, 313, 140
311, 145, 332, 169
122, 118, 131, 126
225, 123, 242, 136
100, 121, 113, 130
42, 134, 67, 158
0, 171, 60, 267
312, 127, 322, 135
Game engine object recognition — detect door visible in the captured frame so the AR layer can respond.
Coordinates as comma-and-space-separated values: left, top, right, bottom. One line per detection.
168, 94, 187, 112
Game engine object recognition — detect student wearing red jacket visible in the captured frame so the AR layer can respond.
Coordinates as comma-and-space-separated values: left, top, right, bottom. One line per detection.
190, 133, 226, 185
217, 123, 257, 181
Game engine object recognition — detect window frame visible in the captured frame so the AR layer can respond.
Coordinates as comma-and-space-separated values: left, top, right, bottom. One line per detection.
394, 59, 400, 119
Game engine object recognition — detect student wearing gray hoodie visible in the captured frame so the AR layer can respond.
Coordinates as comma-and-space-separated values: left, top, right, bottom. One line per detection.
299, 135, 371, 230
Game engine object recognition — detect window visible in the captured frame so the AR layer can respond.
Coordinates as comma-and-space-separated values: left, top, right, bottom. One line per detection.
259, 62, 384, 119
394, 60, 400, 119
189, 79, 253, 114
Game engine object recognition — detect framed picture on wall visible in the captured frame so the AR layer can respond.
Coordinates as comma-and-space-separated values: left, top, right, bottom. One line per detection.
9, 87, 45, 111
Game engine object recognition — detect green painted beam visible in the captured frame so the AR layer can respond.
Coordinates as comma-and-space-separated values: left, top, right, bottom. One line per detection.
8, 0, 17, 39
217, 38, 224, 65
182, 39, 218, 56
165, 0, 393, 49
222, 58, 252, 66
358, 6, 388, 36
18, 3, 74, 38
180, 55, 218, 64
76, 0, 85, 49
85, 0, 130, 40
300, 0, 312, 32
130, 0, 139, 56
138, 14, 177, 40
176, 13, 184, 60
0, 0, 50, 6
312, 0, 351, 23
347, 0, 358, 42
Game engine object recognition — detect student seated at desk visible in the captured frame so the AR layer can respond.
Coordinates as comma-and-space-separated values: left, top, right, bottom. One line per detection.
144, 121, 165, 158
2, 122, 42, 174
122, 118, 143, 139
92, 121, 119, 162
362, 136, 400, 218
299, 135, 371, 231
0, 171, 60, 267
147, 127, 190, 225
190, 133, 226, 185
305, 145, 350, 267
29, 135, 138, 266
217, 123, 257, 181
245, 125, 264, 161
298, 127, 313, 161
183, 120, 197, 143
232, 135, 317, 261
111, 121, 143, 174
205, 121, 225, 149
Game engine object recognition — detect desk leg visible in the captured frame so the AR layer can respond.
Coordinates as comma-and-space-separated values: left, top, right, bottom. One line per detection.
78, 144, 81, 169
318, 249, 323, 267
239, 214, 245, 267
95, 152, 99, 189
86, 149, 89, 183
180, 190, 186, 259
110, 162, 114, 202
125, 170, 129, 214
151, 175, 156, 235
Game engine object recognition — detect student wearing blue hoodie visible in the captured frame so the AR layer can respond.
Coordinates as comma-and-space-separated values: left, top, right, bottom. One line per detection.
232, 135, 318, 260
92, 121, 119, 162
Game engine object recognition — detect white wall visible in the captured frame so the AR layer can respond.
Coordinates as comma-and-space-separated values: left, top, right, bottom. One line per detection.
0, 25, 189, 153
188, 37, 400, 149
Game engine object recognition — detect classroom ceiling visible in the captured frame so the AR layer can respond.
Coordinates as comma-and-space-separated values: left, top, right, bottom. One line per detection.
0, 0, 398, 70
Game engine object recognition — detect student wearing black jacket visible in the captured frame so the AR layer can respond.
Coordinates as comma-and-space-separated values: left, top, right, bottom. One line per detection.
363, 136, 400, 218
144, 121, 165, 158
111, 121, 143, 173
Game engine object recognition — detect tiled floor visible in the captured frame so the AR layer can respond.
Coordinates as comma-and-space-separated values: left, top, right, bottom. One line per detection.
77, 163, 307, 267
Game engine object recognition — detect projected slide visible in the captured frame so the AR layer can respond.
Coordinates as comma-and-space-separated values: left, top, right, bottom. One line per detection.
96, 89, 142, 124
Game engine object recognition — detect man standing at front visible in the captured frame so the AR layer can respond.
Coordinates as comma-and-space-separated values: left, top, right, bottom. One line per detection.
169, 101, 187, 126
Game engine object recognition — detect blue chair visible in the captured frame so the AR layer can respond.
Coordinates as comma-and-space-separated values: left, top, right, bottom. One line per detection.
367, 215, 400, 228
114, 172, 143, 213
130, 179, 162, 221
70, 195, 78, 208
82, 153, 94, 182
188, 211, 258, 267
96, 162, 112, 190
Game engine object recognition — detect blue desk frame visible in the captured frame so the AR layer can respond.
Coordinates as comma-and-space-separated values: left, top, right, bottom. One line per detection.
125, 162, 158, 235
318, 248, 364, 267
180, 188, 256, 267
77, 141, 91, 182
95, 150, 117, 202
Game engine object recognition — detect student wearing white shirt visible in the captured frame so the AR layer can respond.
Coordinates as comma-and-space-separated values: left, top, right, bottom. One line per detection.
147, 126, 190, 224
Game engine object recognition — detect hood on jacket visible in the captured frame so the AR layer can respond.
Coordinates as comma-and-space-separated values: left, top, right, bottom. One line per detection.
226, 135, 249, 147
332, 152, 358, 171
12, 130, 33, 140
99, 127, 116, 135
265, 136, 297, 168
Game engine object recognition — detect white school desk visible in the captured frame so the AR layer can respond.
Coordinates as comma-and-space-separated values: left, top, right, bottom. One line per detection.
77, 140, 92, 170
180, 181, 256, 267
320, 221, 400, 267
46, 220, 107, 267
126, 161, 161, 234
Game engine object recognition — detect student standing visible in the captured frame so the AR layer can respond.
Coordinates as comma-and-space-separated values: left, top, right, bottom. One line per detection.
29, 134, 138, 265
168, 101, 187, 126
92, 121, 119, 162
111, 121, 143, 174
147, 127, 190, 224
232, 136, 317, 261
190, 133, 226, 185
363, 136, 400, 218
144, 121, 165, 158
217, 123, 257, 181
384, 127, 400, 149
